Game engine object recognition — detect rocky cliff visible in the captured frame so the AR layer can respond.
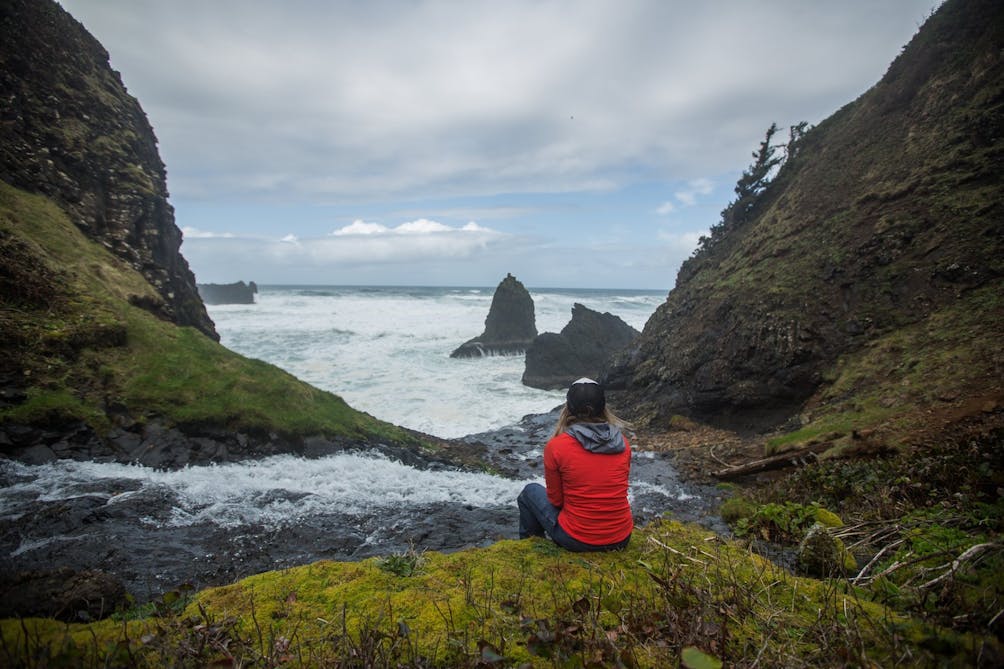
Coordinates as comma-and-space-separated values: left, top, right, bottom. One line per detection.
451, 273, 538, 358
523, 303, 639, 390
0, 1, 443, 468
0, 0, 216, 340
612, 0, 1003, 434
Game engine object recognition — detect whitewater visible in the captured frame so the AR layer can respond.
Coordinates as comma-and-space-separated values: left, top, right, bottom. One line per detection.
1, 285, 728, 598
210, 285, 666, 438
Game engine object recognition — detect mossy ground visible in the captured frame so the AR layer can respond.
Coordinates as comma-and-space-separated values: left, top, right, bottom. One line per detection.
3, 520, 997, 668
0, 182, 421, 448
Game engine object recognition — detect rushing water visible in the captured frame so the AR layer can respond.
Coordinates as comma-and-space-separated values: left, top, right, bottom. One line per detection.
209, 285, 666, 438
0, 285, 728, 601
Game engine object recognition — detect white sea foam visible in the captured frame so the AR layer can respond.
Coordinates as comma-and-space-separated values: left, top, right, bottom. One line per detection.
208, 285, 663, 438
0, 455, 537, 529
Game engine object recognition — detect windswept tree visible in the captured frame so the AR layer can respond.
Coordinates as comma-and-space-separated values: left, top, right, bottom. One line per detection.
693, 122, 809, 258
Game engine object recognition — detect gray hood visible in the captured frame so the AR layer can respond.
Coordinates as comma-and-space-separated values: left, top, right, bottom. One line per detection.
565, 422, 626, 454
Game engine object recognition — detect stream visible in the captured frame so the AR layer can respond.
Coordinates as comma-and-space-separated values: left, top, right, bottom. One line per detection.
0, 410, 726, 603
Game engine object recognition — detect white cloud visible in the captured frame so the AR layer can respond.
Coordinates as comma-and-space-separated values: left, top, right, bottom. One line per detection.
183, 219, 508, 277
396, 219, 453, 234
331, 220, 389, 236
656, 201, 676, 215
331, 218, 495, 237
181, 226, 235, 239
674, 178, 714, 207
657, 229, 706, 251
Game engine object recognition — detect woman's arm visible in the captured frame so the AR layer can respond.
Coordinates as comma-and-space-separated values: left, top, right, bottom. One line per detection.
543, 437, 564, 508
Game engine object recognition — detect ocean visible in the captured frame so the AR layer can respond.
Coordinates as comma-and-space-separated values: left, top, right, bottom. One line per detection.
1, 284, 719, 595
207, 284, 666, 438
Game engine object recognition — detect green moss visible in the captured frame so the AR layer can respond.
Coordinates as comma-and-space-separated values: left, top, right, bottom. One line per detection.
792, 281, 1004, 446
0, 387, 107, 429
729, 501, 838, 542
814, 507, 844, 528
3, 520, 995, 667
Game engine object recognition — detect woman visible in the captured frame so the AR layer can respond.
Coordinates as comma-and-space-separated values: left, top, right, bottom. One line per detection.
517, 378, 632, 551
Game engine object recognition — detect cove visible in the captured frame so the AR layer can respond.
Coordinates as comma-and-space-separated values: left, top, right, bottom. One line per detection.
0, 410, 725, 603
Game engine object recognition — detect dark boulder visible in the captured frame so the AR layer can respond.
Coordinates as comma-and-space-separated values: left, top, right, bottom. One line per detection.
198, 280, 258, 305
451, 274, 537, 358
522, 303, 639, 389
0, 568, 128, 622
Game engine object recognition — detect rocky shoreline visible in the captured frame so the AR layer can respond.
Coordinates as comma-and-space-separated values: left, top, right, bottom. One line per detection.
0, 409, 726, 620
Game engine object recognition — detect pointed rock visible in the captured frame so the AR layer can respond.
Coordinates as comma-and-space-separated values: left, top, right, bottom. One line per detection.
451, 274, 537, 358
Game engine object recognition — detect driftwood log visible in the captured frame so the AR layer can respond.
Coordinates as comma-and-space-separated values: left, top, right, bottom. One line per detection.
712, 443, 831, 480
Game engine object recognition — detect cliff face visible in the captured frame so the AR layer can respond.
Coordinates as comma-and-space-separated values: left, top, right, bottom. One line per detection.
613, 0, 1004, 431
0, 0, 217, 340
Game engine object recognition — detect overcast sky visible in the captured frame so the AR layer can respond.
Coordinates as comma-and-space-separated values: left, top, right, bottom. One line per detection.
58, 0, 939, 289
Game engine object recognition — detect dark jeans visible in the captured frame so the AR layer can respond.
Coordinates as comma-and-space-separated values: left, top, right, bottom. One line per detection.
517, 483, 630, 552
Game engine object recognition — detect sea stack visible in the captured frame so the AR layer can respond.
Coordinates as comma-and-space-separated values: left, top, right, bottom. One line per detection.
451, 273, 537, 358
198, 281, 258, 305
522, 303, 639, 389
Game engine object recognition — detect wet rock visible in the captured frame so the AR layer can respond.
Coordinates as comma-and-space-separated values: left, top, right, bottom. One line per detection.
451, 274, 537, 358
523, 303, 639, 389
0, 568, 127, 621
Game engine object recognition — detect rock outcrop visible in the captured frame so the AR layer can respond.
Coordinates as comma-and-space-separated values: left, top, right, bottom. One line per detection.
611, 0, 1004, 431
198, 280, 258, 305
451, 273, 537, 358
523, 303, 639, 390
0, 568, 127, 622
0, 0, 217, 340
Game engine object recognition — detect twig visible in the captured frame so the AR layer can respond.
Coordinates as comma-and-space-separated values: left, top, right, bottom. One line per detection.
852, 539, 906, 584
648, 536, 707, 565
918, 543, 1001, 590
709, 444, 731, 467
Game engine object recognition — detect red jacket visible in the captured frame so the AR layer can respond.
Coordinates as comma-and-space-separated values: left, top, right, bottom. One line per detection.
544, 423, 633, 545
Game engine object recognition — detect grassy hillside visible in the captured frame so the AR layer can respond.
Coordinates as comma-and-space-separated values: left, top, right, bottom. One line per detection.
3, 520, 999, 667
0, 181, 422, 452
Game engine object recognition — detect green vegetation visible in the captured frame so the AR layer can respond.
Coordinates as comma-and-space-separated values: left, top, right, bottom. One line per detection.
3, 520, 997, 667
0, 181, 420, 448
726, 421, 1004, 645
722, 499, 843, 543
787, 281, 1004, 451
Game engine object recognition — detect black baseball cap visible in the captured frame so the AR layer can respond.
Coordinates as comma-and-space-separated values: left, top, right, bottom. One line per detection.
566, 377, 605, 416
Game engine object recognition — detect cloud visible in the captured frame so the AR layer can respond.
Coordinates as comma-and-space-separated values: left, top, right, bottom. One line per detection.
657, 230, 706, 251
331, 220, 390, 236
181, 227, 235, 239
674, 178, 714, 207
183, 218, 508, 277
657, 177, 714, 215
58, 0, 937, 205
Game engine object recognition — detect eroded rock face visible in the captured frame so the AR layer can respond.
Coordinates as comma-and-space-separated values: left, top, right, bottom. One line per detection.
0, 0, 217, 340
523, 303, 639, 390
451, 274, 537, 358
